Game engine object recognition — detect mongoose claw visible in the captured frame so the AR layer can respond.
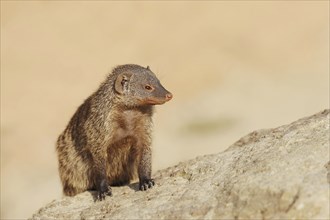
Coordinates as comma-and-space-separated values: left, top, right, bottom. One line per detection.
97, 180, 112, 201
139, 178, 155, 191
97, 190, 112, 201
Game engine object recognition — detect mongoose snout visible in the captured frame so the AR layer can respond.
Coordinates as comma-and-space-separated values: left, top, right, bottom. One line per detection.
56, 64, 172, 201
140, 85, 173, 105
166, 93, 173, 100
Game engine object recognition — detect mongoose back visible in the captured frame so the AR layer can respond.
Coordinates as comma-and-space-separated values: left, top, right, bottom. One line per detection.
56, 64, 172, 200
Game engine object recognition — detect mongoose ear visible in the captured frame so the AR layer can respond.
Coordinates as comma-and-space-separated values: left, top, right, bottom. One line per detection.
146, 66, 150, 70
115, 73, 133, 94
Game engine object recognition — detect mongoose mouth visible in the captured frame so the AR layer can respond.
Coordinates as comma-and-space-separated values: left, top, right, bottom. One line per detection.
142, 99, 167, 105
140, 93, 173, 105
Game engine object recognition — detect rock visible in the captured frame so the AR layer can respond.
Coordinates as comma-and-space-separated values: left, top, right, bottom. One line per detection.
31, 110, 330, 219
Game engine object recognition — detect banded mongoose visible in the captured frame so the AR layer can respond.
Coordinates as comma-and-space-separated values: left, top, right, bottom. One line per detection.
56, 64, 172, 200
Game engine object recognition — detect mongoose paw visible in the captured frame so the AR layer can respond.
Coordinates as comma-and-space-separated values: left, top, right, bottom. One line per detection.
97, 188, 112, 201
97, 180, 112, 201
139, 178, 155, 191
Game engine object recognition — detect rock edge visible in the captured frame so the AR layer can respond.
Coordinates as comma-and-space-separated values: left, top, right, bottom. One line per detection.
32, 109, 330, 219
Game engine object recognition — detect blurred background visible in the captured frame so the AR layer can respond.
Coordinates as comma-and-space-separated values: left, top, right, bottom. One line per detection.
1, 1, 329, 219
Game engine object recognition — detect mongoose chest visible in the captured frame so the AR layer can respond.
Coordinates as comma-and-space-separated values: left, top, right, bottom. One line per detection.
110, 107, 152, 146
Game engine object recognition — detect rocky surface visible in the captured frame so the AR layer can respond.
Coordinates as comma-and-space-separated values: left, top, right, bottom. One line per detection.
32, 110, 330, 219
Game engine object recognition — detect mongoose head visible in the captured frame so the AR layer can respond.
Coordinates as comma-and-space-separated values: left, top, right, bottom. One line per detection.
113, 64, 173, 107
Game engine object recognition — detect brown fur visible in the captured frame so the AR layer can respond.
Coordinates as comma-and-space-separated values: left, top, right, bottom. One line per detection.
56, 64, 172, 200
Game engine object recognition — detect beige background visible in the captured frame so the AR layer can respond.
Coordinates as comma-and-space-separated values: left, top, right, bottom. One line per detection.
1, 1, 329, 219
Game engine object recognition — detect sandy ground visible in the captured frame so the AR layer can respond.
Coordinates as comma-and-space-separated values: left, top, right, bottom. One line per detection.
1, 2, 329, 219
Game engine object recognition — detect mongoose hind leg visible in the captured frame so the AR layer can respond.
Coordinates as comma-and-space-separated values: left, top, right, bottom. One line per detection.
57, 143, 94, 197
60, 163, 91, 197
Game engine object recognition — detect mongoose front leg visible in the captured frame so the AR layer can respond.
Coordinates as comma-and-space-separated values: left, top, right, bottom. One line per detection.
91, 150, 112, 201
138, 147, 154, 191
96, 175, 112, 201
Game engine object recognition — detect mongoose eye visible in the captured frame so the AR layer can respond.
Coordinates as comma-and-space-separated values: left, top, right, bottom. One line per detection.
145, 85, 153, 91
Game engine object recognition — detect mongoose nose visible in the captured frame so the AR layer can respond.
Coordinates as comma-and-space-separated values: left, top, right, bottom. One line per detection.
166, 93, 173, 100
